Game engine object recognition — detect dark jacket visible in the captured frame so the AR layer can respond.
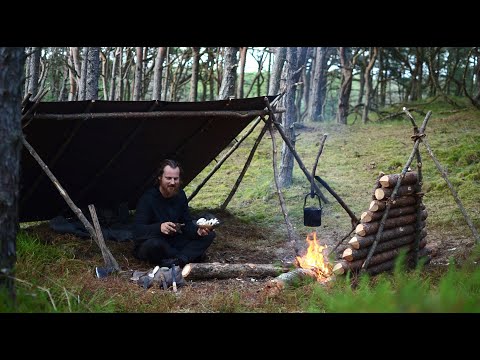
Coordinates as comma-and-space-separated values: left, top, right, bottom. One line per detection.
133, 187, 198, 242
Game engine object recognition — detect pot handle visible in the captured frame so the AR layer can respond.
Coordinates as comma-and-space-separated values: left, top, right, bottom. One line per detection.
304, 192, 322, 209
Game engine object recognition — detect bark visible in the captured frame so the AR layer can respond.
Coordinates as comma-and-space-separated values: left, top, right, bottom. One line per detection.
343, 231, 427, 261
369, 196, 418, 212
349, 222, 425, 249
379, 171, 418, 188
108, 47, 121, 101
361, 204, 420, 223
27, 47, 41, 98
217, 47, 238, 100
85, 47, 100, 100
181, 262, 290, 280
78, 47, 88, 100
375, 184, 416, 200
0, 47, 25, 304
355, 211, 428, 237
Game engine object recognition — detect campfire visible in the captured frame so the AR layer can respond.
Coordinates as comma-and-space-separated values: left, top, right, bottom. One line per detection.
295, 231, 332, 282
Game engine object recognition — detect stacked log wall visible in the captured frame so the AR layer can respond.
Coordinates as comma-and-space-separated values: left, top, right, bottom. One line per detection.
333, 171, 431, 276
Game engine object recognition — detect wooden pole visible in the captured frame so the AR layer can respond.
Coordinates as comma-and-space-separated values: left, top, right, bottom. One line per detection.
268, 120, 301, 253
221, 121, 269, 210
264, 97, 329, 204
188, 117, 262, 202
21, 136, 120, 270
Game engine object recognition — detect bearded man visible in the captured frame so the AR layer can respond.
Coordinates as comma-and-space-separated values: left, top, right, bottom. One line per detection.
132, 159, 215, 268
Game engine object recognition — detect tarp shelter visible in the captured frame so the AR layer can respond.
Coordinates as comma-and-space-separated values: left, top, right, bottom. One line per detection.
20, 95, 278, 222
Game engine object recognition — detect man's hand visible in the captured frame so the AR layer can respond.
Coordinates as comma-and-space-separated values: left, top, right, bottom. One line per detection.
161, 221, 177, 235
197, 227, 211, 237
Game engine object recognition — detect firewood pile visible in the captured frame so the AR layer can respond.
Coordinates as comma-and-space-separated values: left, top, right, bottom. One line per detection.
332, 170, 431, 276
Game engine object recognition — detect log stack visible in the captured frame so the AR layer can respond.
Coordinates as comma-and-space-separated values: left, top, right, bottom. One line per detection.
333, 171, 431, 276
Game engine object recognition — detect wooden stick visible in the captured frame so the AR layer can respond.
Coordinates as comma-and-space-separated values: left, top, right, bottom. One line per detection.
268, 120, 301, 253
221, 121, 269, 210
264, 97, 329, 204
422, 138, 480, 244
22, 109, 269, 121
88, 205, 120, 271
21, 136, 120, 270
188, 117, 262, 202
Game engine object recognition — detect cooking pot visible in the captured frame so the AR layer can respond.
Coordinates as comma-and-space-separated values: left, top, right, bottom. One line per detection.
303, 193, 323, 227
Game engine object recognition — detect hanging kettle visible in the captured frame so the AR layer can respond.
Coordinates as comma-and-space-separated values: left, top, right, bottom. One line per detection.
303, 192, 323, 227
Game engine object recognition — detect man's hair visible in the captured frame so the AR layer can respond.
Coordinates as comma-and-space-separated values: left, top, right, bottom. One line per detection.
155, 159, 184, 186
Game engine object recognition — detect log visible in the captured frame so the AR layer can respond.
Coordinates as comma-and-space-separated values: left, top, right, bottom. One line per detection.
355, 210, 428, 236
263, 268, 319, 297
361, 204, 422, 223
333, 246, 429, 275
375, 185, 416, 200
364, 248, 431, 276
349, 221, 425, 249
379, 171, 418, 188
369, 196, 418, 212
343, 231, 427, 261
181, 262, 290, 280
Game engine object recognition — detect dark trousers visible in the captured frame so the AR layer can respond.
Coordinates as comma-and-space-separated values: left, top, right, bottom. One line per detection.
133, 232, 215, 265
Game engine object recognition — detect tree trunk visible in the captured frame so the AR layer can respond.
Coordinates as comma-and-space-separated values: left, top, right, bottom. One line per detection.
279, 47, 307, 188
309, 47, 331, 121
361, 47, 378, 124
336, 47, 357, 124
236, 47, 247, 99
217, 47, 238, 100
181, 262, 290, 280
268, 47, 286, 96
27, 47, 41, 99
0, 47, 25, 305
133, 47, 143, 101
189, 47, 200, 101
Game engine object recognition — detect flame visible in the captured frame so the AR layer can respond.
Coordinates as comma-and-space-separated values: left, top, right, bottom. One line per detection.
295, 231, 332, 281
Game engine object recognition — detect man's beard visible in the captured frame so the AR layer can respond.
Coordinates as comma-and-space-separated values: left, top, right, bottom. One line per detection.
160, 183, 180, 197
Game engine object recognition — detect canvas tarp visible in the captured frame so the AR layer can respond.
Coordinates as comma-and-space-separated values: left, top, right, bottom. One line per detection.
20, 95, 277, 222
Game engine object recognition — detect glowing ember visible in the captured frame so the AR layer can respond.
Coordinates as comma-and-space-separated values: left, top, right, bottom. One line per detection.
295, 231, 332, 281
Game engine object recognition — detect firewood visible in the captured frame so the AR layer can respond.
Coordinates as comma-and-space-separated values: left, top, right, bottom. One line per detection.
364, 248, 431, 276
333, 246, 429, 275
355, 210, 427, 236
375, 185, 416, 200
181, 262, 290, 280
369, 196, 418, 212
361, 204, 423, 223
343, 231, 427, 261
379, 172, 418, 188
349, 221, 425, 249
263, 268, 319, 297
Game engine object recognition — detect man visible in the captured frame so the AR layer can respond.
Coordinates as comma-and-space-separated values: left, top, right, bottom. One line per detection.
133, 159, 215, 268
